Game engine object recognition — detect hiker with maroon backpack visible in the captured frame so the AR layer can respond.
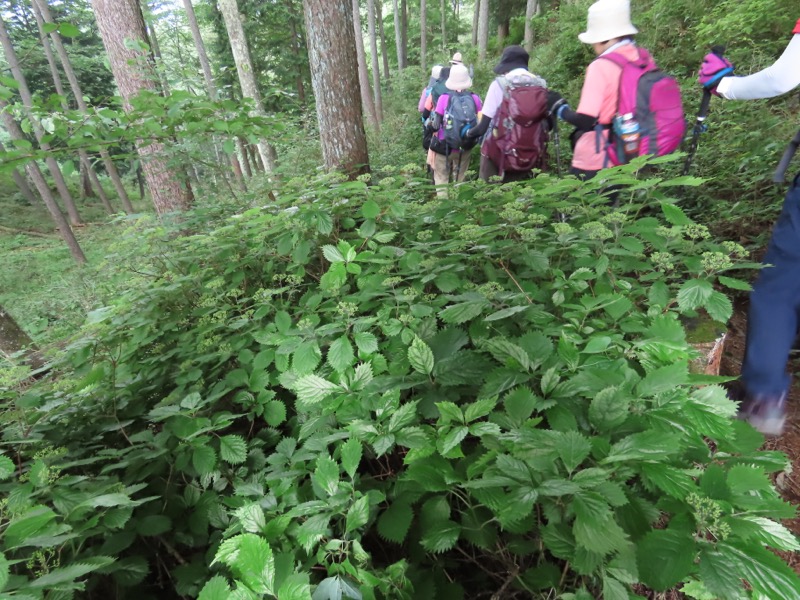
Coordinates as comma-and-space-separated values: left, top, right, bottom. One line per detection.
466, 45, 550, 182
546, 0, 685, 181
696, 18, 800, 436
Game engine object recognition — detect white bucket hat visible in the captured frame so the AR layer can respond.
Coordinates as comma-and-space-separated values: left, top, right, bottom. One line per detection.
445, 64, 472, 91
431, 65, 443, 79
450, 51, 463, 65
578, 0, 638, 45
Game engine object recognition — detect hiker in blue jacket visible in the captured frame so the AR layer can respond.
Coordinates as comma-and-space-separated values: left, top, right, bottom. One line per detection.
698, 17, 800, 435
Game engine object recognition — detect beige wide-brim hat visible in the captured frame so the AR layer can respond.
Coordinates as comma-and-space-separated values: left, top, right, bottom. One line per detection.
445, 64, 472, 90
450, 51, 463, 65
578, 0, 639, 44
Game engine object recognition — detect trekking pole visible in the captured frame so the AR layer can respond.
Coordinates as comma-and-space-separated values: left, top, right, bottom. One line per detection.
552, 116, 563, 178
773, 127, 800, 184
683, 45, 727, 176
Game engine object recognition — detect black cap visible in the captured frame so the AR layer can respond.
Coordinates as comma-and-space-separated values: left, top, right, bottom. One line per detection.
493, 45, 530, 74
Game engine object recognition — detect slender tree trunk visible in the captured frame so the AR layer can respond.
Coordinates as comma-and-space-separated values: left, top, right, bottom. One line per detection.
497, 23, 506, 49
376, 0, 390, 79
0, 141, 38, 205
0, 305, 46, 369
182, 0, 246, 191
238, 136, 253, 177
392, 0, 403, 70
400, 0, 407, 66
478, 0, 488, 61
303, 0, 369, 177
472, 0, 479, 46
367, 0, 384, 121
524, 0, 539, 52
0, 17, 83, 226
143, 2, 171, 94
453, 0, 459, 42
420, 0, 427, 73
36, 0, 134, 213
92, 0, 191, 214
0, 102, 86, 263
287, 1, 307, 105
218, 0, 277, 173
351, 0, 379, 131
441, 0, 446, 51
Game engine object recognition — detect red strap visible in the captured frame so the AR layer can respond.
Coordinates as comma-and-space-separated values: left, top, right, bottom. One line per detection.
794, 18, 800, 34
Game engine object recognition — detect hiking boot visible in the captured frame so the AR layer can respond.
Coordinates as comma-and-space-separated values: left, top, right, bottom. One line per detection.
737, 391, 787, 436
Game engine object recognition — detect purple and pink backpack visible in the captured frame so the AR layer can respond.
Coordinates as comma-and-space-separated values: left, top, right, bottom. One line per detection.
598, 48, 686, 166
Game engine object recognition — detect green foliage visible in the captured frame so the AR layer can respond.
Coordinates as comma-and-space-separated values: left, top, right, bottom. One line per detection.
1, 163, 797, 598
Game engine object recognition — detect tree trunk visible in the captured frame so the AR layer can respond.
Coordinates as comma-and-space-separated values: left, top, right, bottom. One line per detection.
35, 0, 134, 214
0, 101, 87, 263
92, 0, 191, 215
0, 305, 45, 369
376, 0, 390, 79
351, 0, 379, 131
400, 0, 407, 67
440, 0, 446, 51
0, 141, 38, 206
182, 0, 246, 191
302, 0, 369, 177
367, 0, 384, 121
497, 23, 506, 49
0, 17, 83, 226
524, 0, 539, 52
287, 0, 307, 105
218, 0, 277, 173
392, 0, 403, 70
237, 136, 253, 177
143, 2, 171, 94
420, 0, 426, 73
472, 0, 479, 46
477, 0, 489, 61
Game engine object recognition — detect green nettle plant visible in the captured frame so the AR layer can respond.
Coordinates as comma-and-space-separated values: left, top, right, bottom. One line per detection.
1, 159, 798, 600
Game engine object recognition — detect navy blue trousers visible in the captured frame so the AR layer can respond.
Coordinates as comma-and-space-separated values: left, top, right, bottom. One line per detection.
742, 174, 800, 397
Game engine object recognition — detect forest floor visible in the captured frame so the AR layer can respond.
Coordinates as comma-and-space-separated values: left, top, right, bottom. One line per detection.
721, 299, 800, 575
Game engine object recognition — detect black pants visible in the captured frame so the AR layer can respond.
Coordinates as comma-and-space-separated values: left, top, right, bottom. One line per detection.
479, 154, 532, 183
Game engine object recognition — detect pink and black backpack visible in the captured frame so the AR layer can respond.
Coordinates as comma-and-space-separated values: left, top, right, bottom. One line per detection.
599, 48, 686, 166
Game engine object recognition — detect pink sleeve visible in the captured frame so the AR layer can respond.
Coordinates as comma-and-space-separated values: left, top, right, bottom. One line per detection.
418, 88, 428, 112
794, 18, 800, 34
425, 94, 434, 112
576, 60, 620, 125
482, 80, 503, 119
472, 94, 483, 113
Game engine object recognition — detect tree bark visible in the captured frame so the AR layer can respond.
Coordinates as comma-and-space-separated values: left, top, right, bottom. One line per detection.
302, 0, 369, 177
182, 0, 246, 191
0, 16, 83, 226
524, 0, 539, 53
92, 0, 192, 215
367, 0, 384, 121
0, 141, 38, 206
218, 0, 277, 173
477, 0, 489, 61
286, 0, 307, 105
420, 0, 427, 73
0, 305, 45, 369
31, 0, 115, 214
143, 1, 171, 95
35, 0, 135, 214
472, 0, 479, 46
351, 0, 379, 131
0, 101, 87, 263
376, 0, 390, 79
392, 0, 403, 70
237, 136, 253, 177
400, 0, 407, 66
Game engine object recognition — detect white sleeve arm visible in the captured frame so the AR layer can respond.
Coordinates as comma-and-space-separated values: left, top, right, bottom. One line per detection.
717, 34, 800, 100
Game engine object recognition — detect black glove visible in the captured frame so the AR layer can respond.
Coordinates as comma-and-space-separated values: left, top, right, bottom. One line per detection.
547, 90, 567, 115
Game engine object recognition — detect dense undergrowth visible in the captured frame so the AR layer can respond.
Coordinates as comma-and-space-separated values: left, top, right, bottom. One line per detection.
2, 162, 799, 599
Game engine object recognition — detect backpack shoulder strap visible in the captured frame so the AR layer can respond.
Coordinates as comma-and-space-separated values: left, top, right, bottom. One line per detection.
596, 48, 656, 70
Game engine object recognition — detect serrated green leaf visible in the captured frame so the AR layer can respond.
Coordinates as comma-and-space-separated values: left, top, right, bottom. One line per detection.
322, 245, 345, 263
677, 279, 713, 311
235, 503, 266, 534
296, 513, 330, 553
573, 513, 628, 555
717, 275, 751, 291
503, 386, 537, 424
420, 520, 460, 553
0, 552, 9, 591
377, 501, 413, 543
222, 534, 275, 595
58, 22, 80, 37
464, 397, 497, 422
636, 362, 688, 396
193, 446, 216, 476
484, 305, 529, 322
720, 541, 800, 599
388, 400, 419, 432
738, 516, 800, 551
313, 455, 339, 496
28, 556, 115, 588
699, 546, 749, 600
704, 290, 732, 323
4, 505, 57, 548
661, 201, 693, 225
293, 341, 322, 375
354, 332, 379, 354
346, 495, 370, 533
640, 463, 697, 499
264, 400, 286, 427
602, 576, 629, 600
408, 337, 434, 375
220, 435, 248, 465
340, 438, 362, 479
555, 431, 592, 473
485, 338, 531, 371
437, 401, 463, 424
637, 529, 695, 591
439, 300, 487, 324
438, 426, 468, 455
278, 573, 312, 600
293, 374, 340, 405
328, 336, 355, 373
589, 386, 629, 431
362, 199, 380, 219
199, 576, 231, 600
